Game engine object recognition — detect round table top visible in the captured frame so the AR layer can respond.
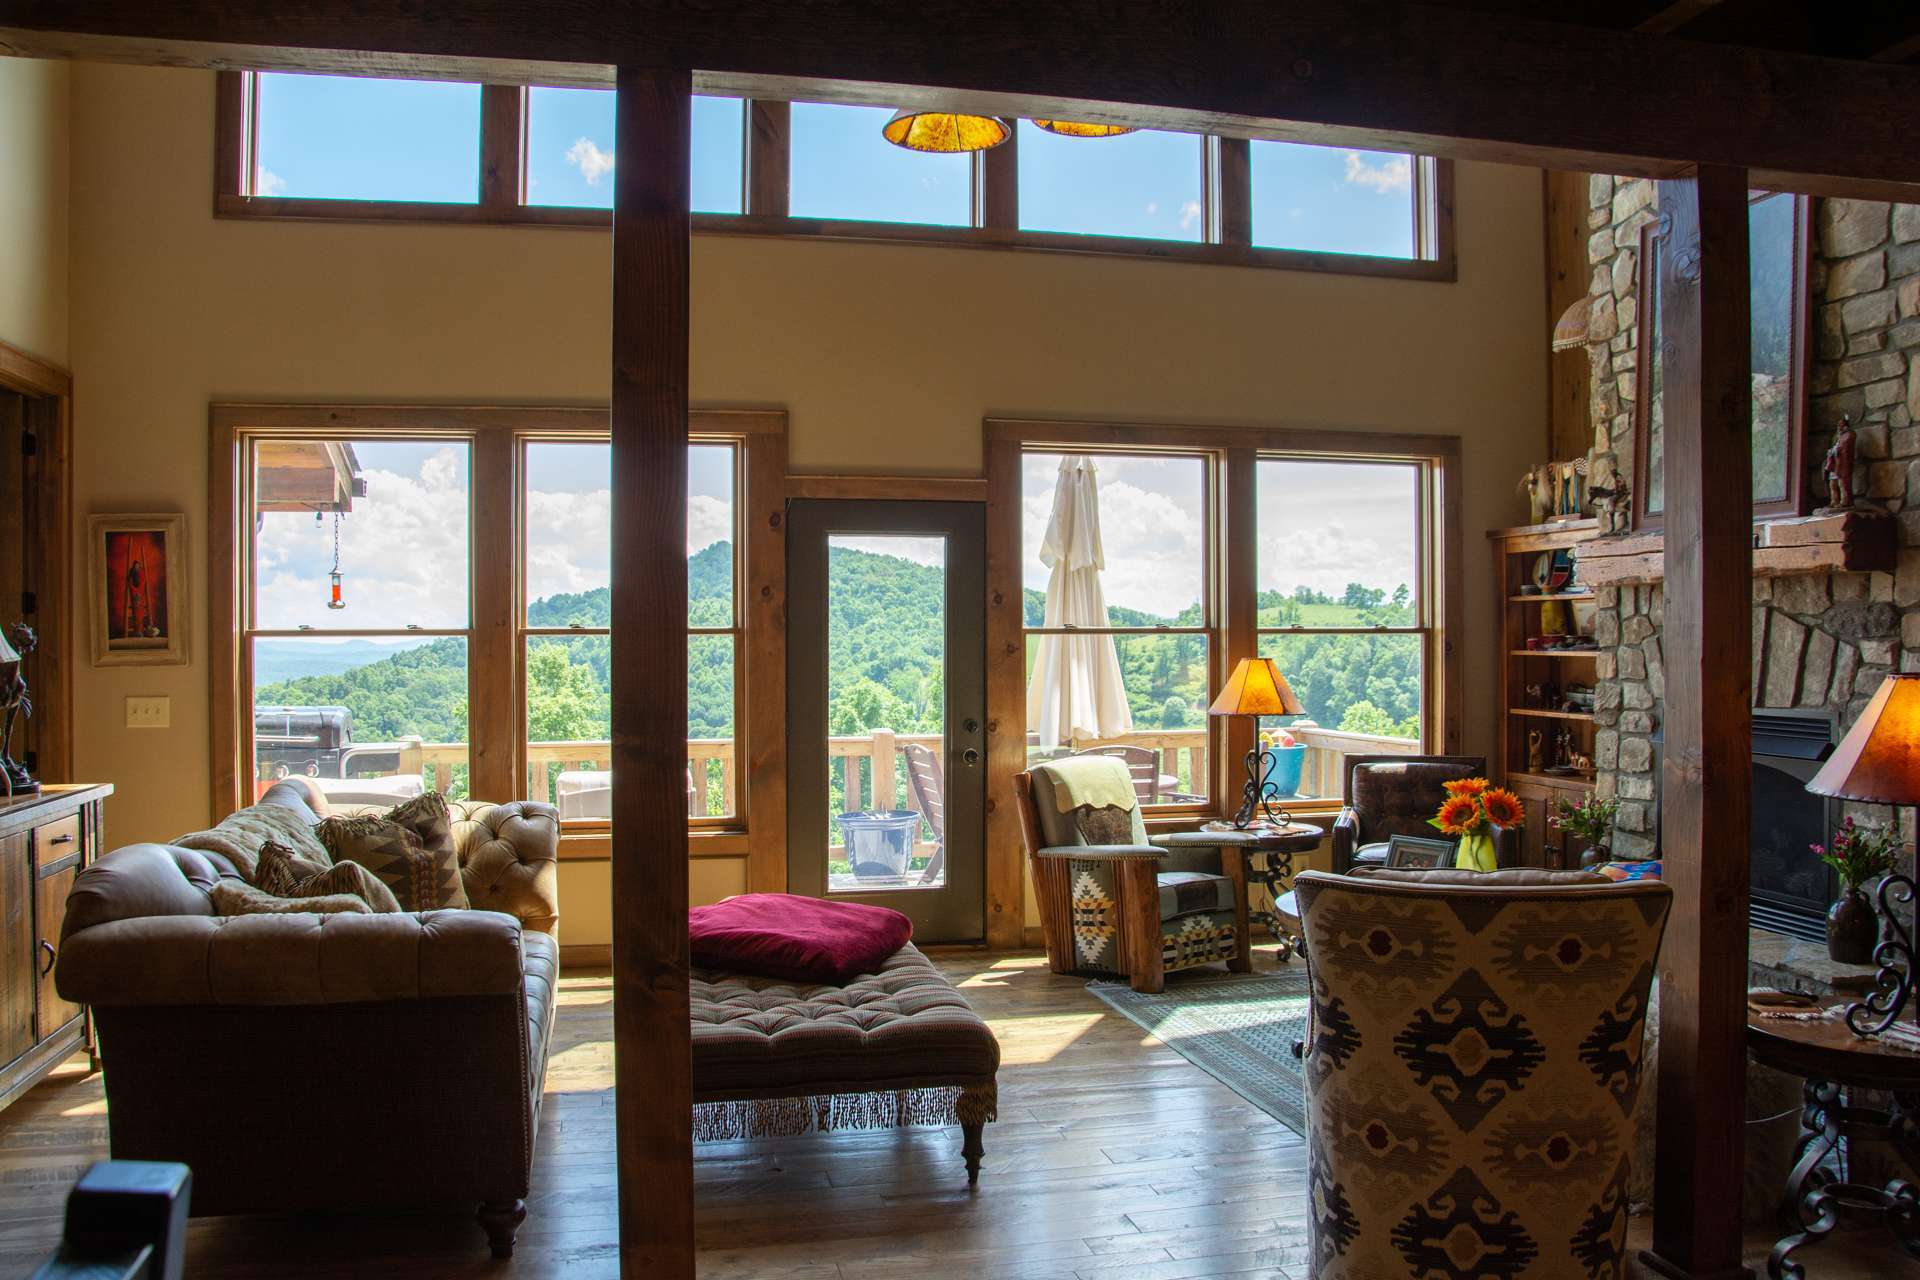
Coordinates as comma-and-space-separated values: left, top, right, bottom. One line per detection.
1747, 1005, 1920, 1089
1156, 822, 1324, 852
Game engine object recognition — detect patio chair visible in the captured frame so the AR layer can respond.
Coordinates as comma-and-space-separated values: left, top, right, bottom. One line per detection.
1068, 744, 1163, 803
901, 742, 946, 886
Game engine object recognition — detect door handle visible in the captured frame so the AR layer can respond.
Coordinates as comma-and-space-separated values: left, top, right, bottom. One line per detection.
961, 747, 981, 767
39, 940, 55, 977
49, 833, 74, 846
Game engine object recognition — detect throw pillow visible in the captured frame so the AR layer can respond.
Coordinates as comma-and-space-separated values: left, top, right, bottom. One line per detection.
689, 893, 912, 984
315, 815, 468, 912
253, 840, 402, 912
210, 878, 378, 917
386, 791, 458, 862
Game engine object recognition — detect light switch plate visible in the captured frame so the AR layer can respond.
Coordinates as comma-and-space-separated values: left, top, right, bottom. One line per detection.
126, 696, 171, 729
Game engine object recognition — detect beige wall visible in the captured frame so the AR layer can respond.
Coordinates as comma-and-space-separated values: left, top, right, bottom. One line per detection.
0, 56, 71, 365
65, 64, 1545, 946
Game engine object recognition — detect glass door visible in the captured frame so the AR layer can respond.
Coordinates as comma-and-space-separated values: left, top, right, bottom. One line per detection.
786, 500, 985, 941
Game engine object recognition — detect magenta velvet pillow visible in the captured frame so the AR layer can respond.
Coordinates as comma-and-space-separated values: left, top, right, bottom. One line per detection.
689, 893, 913, 984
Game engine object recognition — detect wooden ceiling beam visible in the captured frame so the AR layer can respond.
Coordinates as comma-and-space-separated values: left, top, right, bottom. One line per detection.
1656, 0, 1920, 64
3, 0, 1919, 198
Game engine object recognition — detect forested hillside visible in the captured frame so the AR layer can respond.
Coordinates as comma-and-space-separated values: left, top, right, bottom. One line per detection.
254, 541, 1421, 769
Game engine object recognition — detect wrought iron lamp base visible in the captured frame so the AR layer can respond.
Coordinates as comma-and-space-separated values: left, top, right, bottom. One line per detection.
1845, 871, 1917, 1038
1230, 745, 1291, 830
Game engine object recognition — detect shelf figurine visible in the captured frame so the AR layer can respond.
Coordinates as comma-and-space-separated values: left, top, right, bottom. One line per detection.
1819, 415, 1860, 513
1527, 729, 1544, 773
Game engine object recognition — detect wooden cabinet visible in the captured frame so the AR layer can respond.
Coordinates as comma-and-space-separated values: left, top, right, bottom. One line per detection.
0, 785, 111, 1113
1489, 522, 1596, 867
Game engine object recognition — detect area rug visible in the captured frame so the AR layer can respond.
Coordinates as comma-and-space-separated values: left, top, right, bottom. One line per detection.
1087, 968, 1312, 1137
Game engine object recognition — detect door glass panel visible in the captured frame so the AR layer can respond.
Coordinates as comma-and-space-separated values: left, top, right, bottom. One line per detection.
825, 533, 947, 892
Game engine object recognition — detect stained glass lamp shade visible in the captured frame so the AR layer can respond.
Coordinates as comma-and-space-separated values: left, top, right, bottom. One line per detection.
1031, 119, 1137, 138
880, 109, 1010, 153
1210, 658, 1304, 828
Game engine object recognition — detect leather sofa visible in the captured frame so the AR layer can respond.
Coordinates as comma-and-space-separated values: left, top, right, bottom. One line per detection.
53, 780, 560, 1256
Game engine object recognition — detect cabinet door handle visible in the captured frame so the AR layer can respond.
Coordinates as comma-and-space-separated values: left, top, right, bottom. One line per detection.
49, 833, 74, 846
39, 940, 55, 977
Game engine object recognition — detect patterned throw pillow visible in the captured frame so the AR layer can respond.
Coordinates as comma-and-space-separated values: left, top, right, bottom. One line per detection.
210, 878, 378, 916
1598, 859, 1663, 882
316, 813, 469, 912
253, 840, 402, 912
387, 792, 458, 863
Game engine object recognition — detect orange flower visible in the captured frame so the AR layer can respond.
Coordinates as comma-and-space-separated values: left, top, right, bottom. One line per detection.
1443, 777, 1489, 799
1482, 788, 1526, 829
1433, 794, 1481, 836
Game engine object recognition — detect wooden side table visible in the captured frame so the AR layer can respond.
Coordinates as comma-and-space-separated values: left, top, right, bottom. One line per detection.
1154, 823, 1323, 961
1746, 1007, 1920, 1278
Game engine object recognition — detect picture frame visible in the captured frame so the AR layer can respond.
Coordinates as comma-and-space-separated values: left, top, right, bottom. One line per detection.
1632, 191, 1811, 532
89, 513, 189, 667
1386, 833, 1458, 871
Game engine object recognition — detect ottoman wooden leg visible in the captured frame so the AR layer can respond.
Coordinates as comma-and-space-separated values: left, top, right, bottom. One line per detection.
961, 1123, 985, 1186
478, 1198, 526, 1258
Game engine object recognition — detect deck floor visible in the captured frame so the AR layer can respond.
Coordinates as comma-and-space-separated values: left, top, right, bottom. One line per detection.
0, 946, 1902, 1277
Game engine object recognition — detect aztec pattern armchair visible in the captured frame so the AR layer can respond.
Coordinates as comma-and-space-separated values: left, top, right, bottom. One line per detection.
1331, 754, 1521, 873
1293, 867, 1671, 1279
1014, 756, 1249, 993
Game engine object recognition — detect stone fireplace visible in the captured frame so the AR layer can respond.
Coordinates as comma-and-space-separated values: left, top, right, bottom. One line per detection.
1575, 180, 1920, 950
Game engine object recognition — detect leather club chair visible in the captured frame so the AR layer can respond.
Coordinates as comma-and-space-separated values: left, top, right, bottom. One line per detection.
1330, 754, 1520, 873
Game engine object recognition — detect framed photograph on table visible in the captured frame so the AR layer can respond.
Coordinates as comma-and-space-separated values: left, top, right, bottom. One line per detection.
1386, 833, 1458, 871
89, 513, 188, 666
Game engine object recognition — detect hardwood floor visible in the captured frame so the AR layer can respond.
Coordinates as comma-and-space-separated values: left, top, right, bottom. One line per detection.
0, 947, 1903, 1277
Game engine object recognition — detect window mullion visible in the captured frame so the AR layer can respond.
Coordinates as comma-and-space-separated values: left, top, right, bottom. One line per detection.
1215, 137, 1251, 248
980, 122, 1017, 231
747, 100, 790, 217
480, 84, 525, 210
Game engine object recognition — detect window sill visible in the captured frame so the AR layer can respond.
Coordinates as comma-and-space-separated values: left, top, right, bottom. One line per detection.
212, 194, 1456, 282
556, 825, 750, 861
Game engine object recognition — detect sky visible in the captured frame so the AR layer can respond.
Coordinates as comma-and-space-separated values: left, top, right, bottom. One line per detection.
252, 74, 1419, 256
1021, 452, 1419, 619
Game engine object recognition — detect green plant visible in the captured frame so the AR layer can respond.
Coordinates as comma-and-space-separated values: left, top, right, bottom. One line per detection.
1551, 794, 1619, 850
1811, 817, 1900, 891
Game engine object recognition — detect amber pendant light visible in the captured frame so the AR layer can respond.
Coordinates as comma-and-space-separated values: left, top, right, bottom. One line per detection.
880, 108, 1011, 153
1030, 119, 1137, 138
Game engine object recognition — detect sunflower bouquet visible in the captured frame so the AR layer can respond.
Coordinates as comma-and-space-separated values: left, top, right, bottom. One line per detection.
1429, 777, 1525, 872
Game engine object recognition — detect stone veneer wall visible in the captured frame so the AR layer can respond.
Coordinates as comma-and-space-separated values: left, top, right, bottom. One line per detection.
1579, 179, 1920, 859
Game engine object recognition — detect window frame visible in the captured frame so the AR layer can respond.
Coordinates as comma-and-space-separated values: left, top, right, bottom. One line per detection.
1252, 453, 1440, 788
211, 404, 787, 876
985, 418, 1462, 836
213, 71, 1455, 282
1018, 445, 1224, 819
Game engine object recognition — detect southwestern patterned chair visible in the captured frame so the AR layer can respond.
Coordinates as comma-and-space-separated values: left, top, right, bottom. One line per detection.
1293, 867, 1671, 1279
1332, 754, 1521, 873
1015, 756, 1249, 993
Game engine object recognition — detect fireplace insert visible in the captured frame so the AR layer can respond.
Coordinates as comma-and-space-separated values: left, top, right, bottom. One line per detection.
1650, 709, 1838, 941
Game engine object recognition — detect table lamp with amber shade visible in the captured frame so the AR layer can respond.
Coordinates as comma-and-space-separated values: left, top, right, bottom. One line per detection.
1806, 672, 1920, 1035
1209, 657, 1305, 830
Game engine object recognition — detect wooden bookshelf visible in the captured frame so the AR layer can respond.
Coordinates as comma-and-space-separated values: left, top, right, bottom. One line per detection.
1489, 520, 1598, 869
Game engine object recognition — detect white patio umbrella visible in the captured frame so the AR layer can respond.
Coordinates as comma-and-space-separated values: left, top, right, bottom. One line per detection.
1026, 455, 1134, 750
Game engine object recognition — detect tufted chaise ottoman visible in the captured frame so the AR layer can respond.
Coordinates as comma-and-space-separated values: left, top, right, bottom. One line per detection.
689, 942, 1000, 1182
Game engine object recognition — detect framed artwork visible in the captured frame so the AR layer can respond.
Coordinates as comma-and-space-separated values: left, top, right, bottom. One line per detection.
1386, 833, 1458, 871
1632, 190, 1812, 531
89, 513, 189, 666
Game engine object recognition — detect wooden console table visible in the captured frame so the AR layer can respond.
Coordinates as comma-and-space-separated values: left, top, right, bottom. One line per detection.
0, 784, 112, 1112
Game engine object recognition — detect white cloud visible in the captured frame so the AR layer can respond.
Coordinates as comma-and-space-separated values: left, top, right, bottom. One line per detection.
254, 166, 287, 196
1144, 200, 1160, 216
1343, 151, 1412, 194
1178, 200, 1202, 232
566, 137, 616, 186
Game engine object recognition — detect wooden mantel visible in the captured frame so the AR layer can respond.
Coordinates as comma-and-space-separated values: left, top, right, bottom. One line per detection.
1572, 510, 1897, 586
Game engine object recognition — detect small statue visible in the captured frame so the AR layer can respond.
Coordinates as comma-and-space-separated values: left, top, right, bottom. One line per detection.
1820, 416, 1859, 513
1586, 447, 1632, 536
1554, 728, 1573, 769
1527, 729, 1544, 773
1568, 749, 1593, 772
1519, 465, 1553, 524
0, 624, 38, 796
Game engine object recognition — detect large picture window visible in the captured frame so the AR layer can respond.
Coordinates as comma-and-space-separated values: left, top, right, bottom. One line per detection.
216, 407, 780, 854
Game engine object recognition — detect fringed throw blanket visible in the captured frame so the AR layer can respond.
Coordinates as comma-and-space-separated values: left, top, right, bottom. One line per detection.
692, 1081, 997, 1143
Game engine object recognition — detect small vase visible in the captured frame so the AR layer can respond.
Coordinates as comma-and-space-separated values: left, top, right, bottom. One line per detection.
1826, 887, 1879, 965
1457, 831, 1498, 873
1579, 845, 1610, 870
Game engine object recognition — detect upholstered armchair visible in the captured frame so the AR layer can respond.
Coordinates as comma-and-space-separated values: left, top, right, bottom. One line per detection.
1330, 754, 1520, 873
1292, 867, 1671, 1279
1014, 757, 1249, 993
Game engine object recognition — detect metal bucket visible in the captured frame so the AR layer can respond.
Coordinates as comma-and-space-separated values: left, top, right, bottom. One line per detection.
836, 810, 921, 882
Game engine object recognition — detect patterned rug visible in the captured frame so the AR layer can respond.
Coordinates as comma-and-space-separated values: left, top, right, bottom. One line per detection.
1087, 967, 1313, 1137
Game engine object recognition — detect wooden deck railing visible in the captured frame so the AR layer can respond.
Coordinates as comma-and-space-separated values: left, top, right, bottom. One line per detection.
373, 718, 1421, 831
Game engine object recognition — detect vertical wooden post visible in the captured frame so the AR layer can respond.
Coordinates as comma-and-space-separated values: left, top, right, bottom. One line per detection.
873, 728, 898, 811
1223, 447, 1257, 802
1641, 163, 1752, 1280
982, 435, 1028, 949
470, 429, 519, 802
611, 64, 694, 1280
